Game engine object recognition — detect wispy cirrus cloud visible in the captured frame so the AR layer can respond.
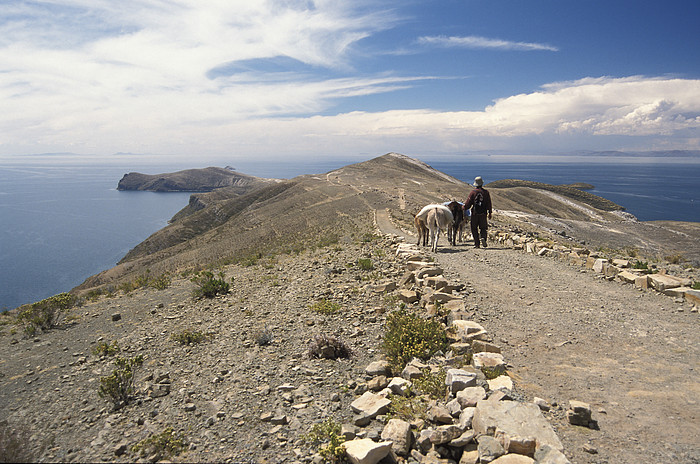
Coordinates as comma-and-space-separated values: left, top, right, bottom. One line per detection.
418, 35, 559, 52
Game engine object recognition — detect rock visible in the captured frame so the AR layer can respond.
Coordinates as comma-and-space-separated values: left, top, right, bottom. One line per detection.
445, 368, 477, 394
416, 267, 444, 280
111, 313, 122, 322
616, 270, 639, 284
495, 429, 536, 456
114, 442, 128, 456
429, 425, 462, 445
472, 352, 506, 375
533, 397, 550, 411
367, 376, 389, 391
459, 449, 480, 464
183, 402, 196, 412
612, 259, 630, 268
341, 424, 357, 440
449, 342, 472, 355
450, 320, 488, 343
387, 377, 412, 396
487, 375, 513, 392
350, 392, 391, 419
343, 438, 392, 464
648, 274, 682, 292
381, 418, 412, 456
472, 400, 563, 451
458, 407, 476, 430
490, 455, 535, 464
592, 258, 608, 273
450, 429, 475, 447
456, 387, 487, 408
401, 365, 423, 380
687, 289, 700, 305
477, 435, 505, 463
534, 445, 572, 464
398, 289, 419, 304
634, 275, 650, 289
472, 340, 502, 354
427, 405, 454, 424
365, 360, 390, 376
566, 400, 592, 426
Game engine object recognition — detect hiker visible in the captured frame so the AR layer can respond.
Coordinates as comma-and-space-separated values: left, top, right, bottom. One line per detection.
464, 176, 492, 248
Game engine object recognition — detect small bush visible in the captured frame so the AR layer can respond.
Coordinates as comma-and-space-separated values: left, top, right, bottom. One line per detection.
254, 328, 274, 346
481, 365, 507, 380
191, 270, 231, 299
171, 329, 207, 345
382, 309, 448, 371
16, 292, 77, 336
692, 281, 700, 290
310, 299, 341, 315
357, 258, 374, 271
308, 333, 351, 359
0, 420, 37, 463
632, 261, 649, 270
98, 355, 143, 410
665, 253, 684, 264
92, 340, 120, 357
132, 427, 186, 460
414, 368, 447, 399
302, 418, 346, 463
387, 394, 428, 422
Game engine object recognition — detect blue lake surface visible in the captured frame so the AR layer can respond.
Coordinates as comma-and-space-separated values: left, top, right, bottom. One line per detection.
1, 159, 698, 310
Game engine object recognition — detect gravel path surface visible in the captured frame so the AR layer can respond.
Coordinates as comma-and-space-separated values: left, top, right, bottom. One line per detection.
432, 242, 700, 464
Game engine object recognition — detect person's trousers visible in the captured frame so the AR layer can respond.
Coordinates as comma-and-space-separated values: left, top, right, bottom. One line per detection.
471, 214, 488, 247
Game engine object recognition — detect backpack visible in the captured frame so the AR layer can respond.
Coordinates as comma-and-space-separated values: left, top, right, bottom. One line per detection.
473, 189, 487, 215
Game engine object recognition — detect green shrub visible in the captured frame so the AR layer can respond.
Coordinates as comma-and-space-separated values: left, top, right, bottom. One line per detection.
302, 418, 346, 463
310, 299, 341, 315
16, 292, 77, 336
481, 365, 507, 379
92, 340, 120, 357
171, 329, 207, 345
98, 355, 143, 409
191, 270, 231, 299
388, 394, 429, 422
382, 309, 448, 371
132, 427, 186, 460
414, 368, 447, 399
665, 253, 684, 264
357, 258, 374, 271
692, 281, 700, 290
632, 261, 649, 270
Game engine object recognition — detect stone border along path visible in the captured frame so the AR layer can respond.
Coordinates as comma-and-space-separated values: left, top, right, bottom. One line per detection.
491, 230, 699, 309
336, 237, 575, 464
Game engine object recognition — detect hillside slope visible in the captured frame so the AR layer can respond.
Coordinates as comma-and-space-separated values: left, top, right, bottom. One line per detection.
78, 152, 669, 295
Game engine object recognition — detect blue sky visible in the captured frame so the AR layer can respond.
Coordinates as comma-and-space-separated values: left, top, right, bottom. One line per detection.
1, 0, 699, 163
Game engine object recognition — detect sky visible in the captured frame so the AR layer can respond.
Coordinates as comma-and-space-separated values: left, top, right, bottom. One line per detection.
1, 0, 700, 164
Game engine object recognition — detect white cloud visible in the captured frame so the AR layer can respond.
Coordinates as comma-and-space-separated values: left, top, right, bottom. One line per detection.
418, 35, 559, 52
0, 2, 698, 159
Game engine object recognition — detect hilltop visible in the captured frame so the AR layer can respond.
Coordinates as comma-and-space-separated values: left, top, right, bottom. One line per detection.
0, 153, 698, 464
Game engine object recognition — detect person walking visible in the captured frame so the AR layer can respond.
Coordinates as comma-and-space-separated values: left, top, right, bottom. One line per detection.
464, 176, 492, 248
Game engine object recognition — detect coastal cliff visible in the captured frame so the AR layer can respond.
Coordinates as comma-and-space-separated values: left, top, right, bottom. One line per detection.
117, 166, 274, 192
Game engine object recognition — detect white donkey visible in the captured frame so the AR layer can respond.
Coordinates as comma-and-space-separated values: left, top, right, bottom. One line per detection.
415, 204, 454, 252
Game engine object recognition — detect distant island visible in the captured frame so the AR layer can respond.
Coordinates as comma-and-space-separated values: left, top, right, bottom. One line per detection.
117, 166, 274, 192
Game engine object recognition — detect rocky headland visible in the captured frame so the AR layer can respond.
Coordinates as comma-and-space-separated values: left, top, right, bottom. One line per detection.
1, 153, 698, 464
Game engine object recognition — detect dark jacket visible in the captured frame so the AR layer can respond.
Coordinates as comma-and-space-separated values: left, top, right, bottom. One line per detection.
464, 187, 492, 215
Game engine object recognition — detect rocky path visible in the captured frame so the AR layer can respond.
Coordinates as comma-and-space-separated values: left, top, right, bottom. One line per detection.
432, 243, 700, 464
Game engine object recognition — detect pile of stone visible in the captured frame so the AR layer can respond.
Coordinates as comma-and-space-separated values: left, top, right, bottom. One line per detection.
493, 231, 699, 308
334, 242, 573, 464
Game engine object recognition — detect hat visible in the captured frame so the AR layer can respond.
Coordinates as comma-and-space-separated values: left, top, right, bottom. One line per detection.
474, 176, 483, 187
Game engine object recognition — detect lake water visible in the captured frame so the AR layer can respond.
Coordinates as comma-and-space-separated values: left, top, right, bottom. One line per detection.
1, 158, 698, 310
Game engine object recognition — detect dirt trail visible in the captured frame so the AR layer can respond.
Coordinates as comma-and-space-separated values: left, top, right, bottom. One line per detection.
434, 244, 700, 464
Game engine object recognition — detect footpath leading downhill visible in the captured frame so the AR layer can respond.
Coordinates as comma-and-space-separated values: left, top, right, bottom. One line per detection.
382, 216, 700, 464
